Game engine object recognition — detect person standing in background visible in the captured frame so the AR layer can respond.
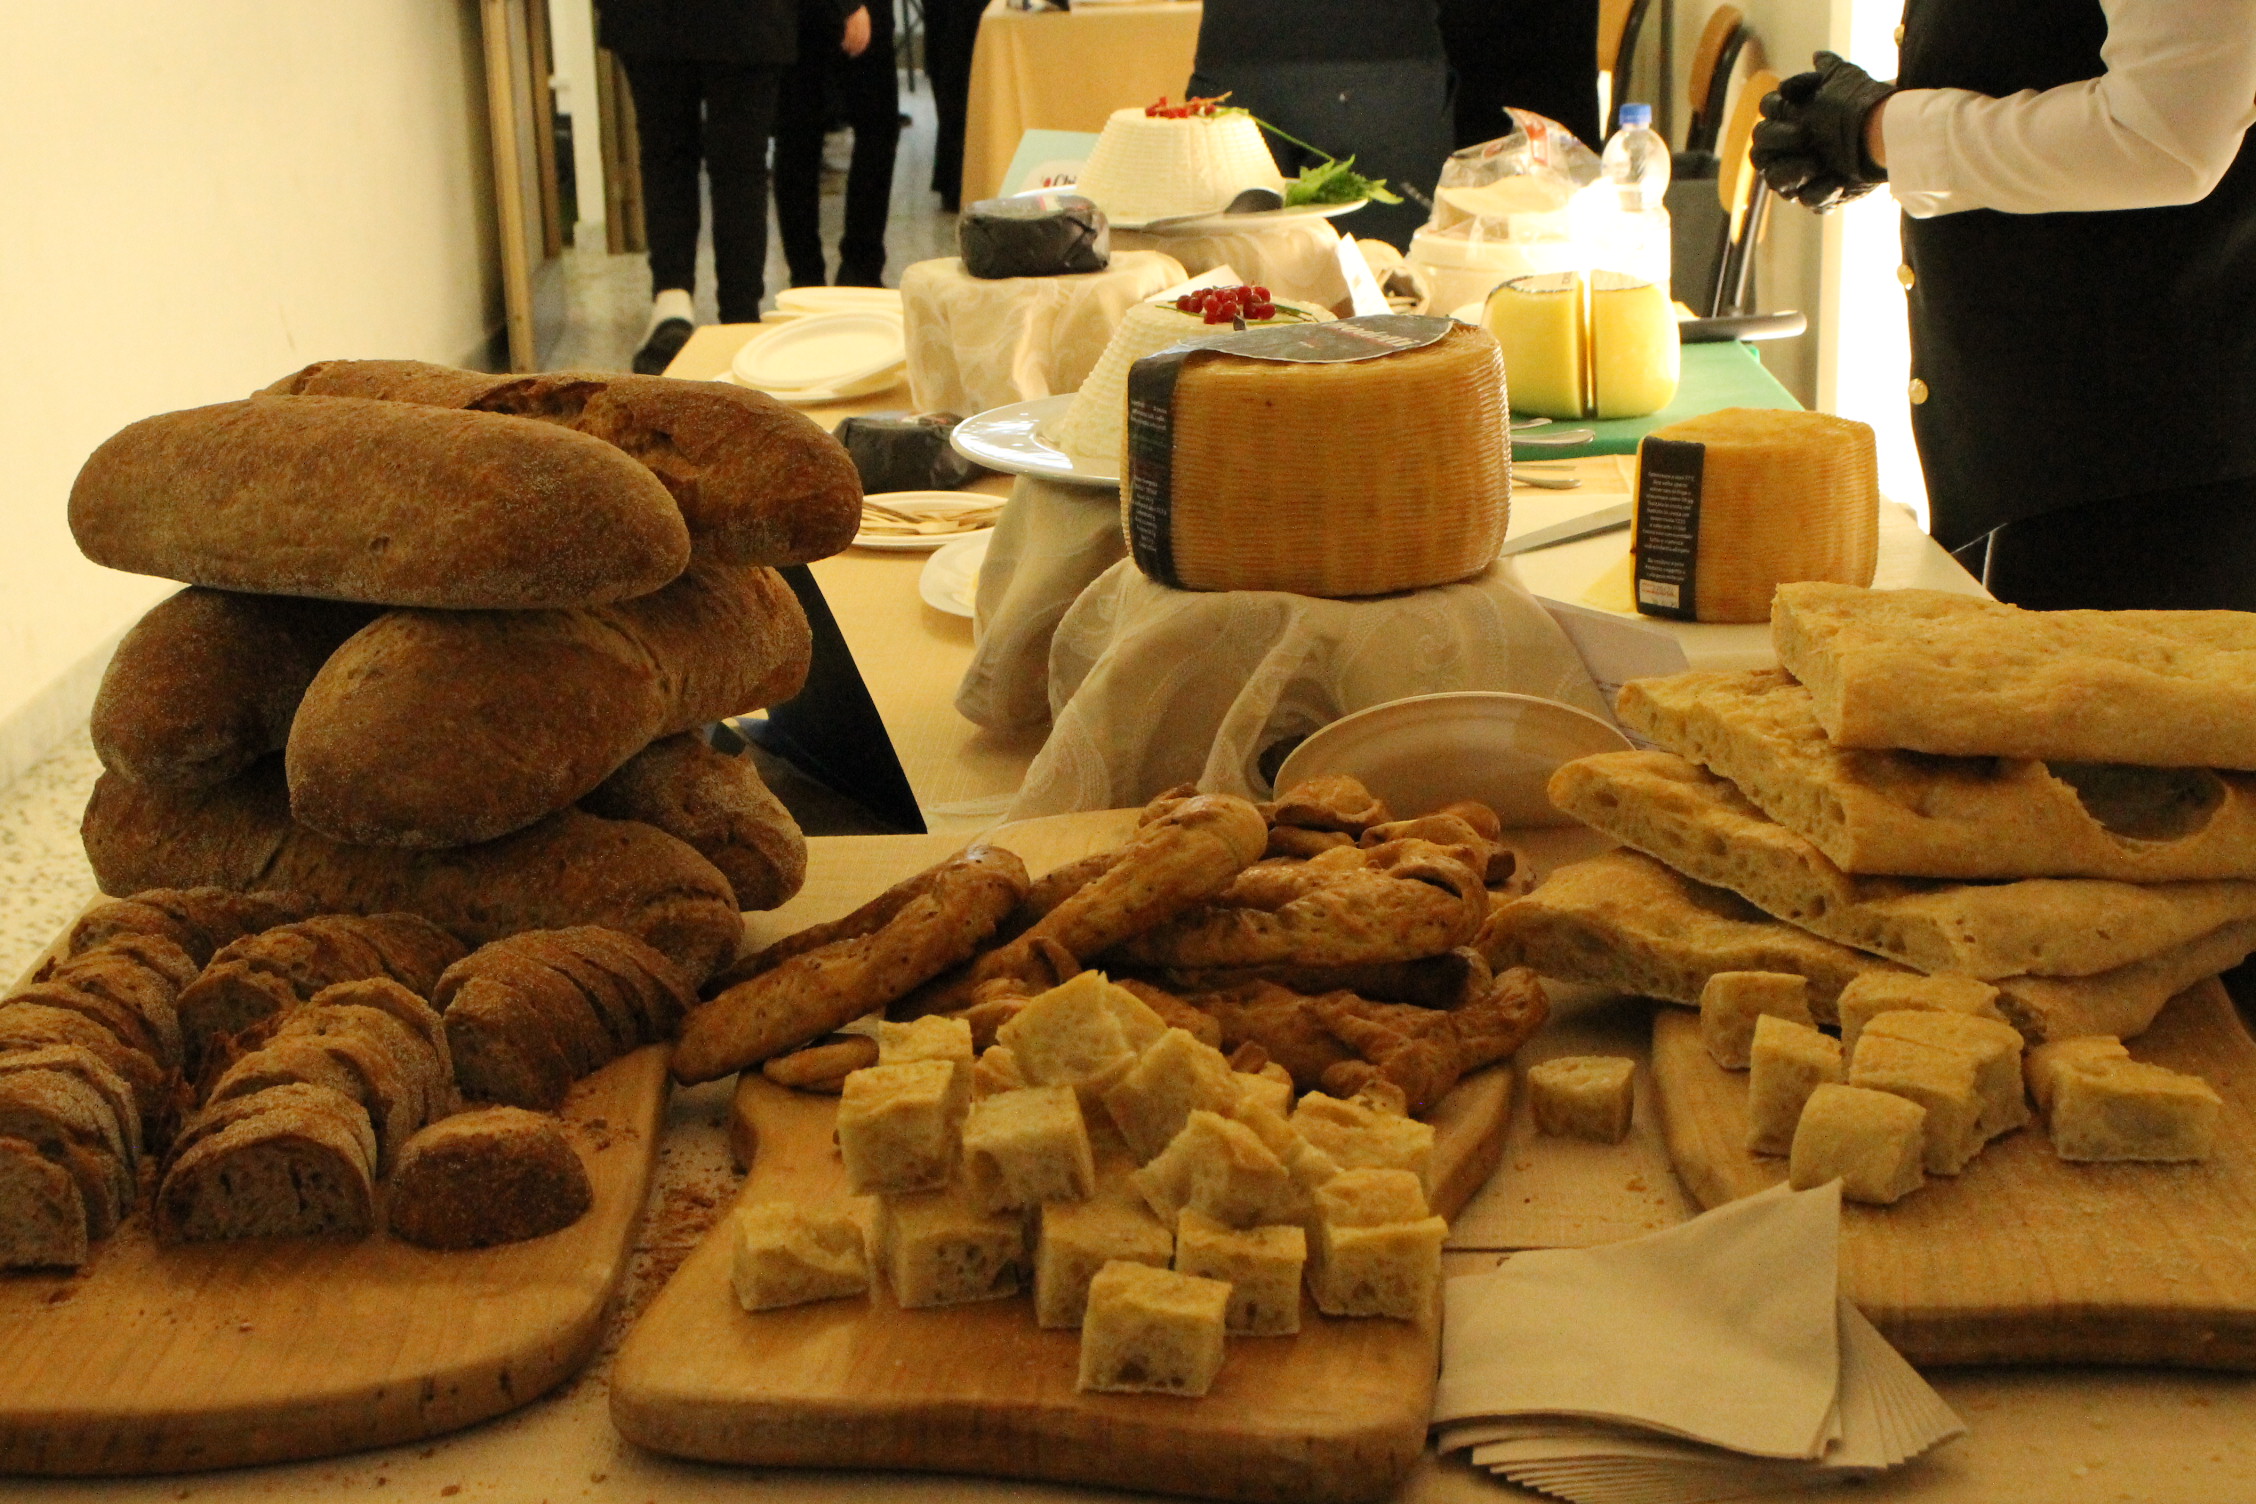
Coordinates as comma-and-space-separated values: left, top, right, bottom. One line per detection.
601, 0, 852, 373
1186, 0, 1454, 250
1751, 3, 2256, 611
775, 0, 898, 287
923, 0, 983, 212
1437, 0, 1600, 150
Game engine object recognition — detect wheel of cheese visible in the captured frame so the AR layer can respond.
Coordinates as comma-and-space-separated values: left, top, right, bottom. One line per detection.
1635, 407, 1878, 624
1132, 321, 1511, 597
1481, 271, 1680, 420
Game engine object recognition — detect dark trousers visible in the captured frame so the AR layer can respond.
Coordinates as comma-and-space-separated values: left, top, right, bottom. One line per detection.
1968, 475, 2256, 611
775, 17, 900, 286
924, 0, 982, 209
621, 56, 781, 323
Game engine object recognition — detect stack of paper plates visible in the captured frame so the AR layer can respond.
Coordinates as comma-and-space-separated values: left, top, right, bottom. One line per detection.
775, 286, 904, 318
730, 309, 906, 403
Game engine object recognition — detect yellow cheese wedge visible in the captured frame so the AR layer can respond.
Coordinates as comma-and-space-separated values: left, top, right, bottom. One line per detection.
1482, 273, 1586, 419
1589, 272, 1681, 420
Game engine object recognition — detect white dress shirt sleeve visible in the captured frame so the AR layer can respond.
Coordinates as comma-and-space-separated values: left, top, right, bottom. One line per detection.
1882, 0, 2256, 217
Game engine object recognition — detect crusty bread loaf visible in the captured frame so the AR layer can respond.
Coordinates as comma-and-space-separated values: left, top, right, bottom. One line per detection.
272, 1002, 449, 1161
67, 888, 311, 967
0, 1134, 89, 1269
0, 1005, 172, 1147
81, 761, 746, 985
176, 912, 465, 1071
92, 588, 378, 788
1616, 668, 2256, 881
385, 1106, 593, 1249
581, 733, 807, 912
264, 361, 862, 568
306, 977, 454, 1107
69, 396, 692, 609
12, 938, 189, 1070
165, 1080, 378, 1180
207, 1033, 415, 1169
155, 1099, 376, 1242
0, 1070, 134, 1239
0, 1046, 143, 1167
1772, 583, 2256, 768
284, 560, 811, 848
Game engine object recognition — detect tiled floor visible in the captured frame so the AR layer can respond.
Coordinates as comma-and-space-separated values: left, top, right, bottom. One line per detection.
546, 84, 956, 373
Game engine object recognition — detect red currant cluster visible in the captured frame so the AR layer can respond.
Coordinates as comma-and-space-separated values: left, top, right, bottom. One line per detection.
1173, 285, 1277, 324
1143, 95, 1229, 119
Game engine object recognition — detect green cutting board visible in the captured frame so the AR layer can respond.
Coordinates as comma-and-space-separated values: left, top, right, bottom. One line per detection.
1511, 341, 1801, 460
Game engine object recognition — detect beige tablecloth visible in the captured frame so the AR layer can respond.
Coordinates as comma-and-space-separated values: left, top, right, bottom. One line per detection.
960, 0, 1204, 205
902, 250, 1187, 416
957, 474, 1128, 731
1006, 558, 1611, 819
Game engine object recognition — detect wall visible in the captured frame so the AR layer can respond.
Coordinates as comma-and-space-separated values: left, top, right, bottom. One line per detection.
0, 1, 501, 785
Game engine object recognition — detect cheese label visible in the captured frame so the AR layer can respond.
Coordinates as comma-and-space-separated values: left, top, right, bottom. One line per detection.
1633, 436, 1705, 620
1126, 315, 1453, 587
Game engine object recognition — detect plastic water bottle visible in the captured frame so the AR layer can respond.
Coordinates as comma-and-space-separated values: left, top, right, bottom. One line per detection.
1602, 104, 1671, 211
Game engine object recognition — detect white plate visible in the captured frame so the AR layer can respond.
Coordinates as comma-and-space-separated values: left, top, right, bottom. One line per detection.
1273, 691, 1632, 828
949, 394, 1119, 488
854, 490, 1002, 552
776, 286, 902, 316
1119, 199, 1368, 235
920, 533, 989, 618
732, 310, 906, 391
712, 366, 905, 404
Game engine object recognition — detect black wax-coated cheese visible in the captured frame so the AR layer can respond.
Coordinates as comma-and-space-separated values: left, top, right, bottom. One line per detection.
835, 413, 985, 494
959, 192, 1110, 279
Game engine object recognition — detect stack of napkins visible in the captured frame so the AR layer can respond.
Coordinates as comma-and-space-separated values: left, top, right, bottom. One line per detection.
1435, 1182, 1964, 1504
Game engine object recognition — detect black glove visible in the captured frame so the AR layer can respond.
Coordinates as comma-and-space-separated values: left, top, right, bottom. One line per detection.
1749, 52, 1896, 212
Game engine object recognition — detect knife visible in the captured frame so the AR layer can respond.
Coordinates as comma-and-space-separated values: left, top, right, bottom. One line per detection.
1497, 501, 1633, 556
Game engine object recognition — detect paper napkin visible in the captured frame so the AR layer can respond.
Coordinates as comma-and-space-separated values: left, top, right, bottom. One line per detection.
1435, 1182, 1964, 1504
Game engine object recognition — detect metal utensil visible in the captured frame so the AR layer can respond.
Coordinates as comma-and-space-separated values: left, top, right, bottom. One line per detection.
1510, 469, 1584, 491
1496, 501, 1632, 554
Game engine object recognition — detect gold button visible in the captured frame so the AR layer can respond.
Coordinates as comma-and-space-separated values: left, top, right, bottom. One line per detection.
1897, 264, 1915, 289
1893, 23, 1905, 44
1908, 378, 1929, 405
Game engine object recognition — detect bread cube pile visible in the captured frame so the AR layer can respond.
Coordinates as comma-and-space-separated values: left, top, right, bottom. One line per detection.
730, 971, 1450, 1399
0, 884, 648, 1267
1481, 584, 2254, 1199
69, 360, 865, 990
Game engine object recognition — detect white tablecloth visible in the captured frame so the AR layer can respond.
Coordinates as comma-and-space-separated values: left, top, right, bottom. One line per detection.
956, 474, 1127, 731
1110, 219, 1353, 309
902, 250, 1187, 416
1005, 559, 1609, 819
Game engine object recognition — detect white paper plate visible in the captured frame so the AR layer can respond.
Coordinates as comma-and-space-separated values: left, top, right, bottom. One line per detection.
920, 533, 988, 618
1118, 199, 1367, 235
949, 395, 1119, 488
712, 366, 905, 404
732, 310, 906, 391
854, 491, 1002, 552
775, 286, 903, 316
1273, 691, 1632, 828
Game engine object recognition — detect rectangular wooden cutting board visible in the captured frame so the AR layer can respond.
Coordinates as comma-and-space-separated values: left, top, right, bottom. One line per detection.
608, 809, 1516, 1504
1651, 978, 2256, 1369
0, 938, 670, 1475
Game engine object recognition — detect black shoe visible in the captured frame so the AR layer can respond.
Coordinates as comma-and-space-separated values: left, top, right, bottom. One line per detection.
836, 266, 886, 288
632, 318, 695, 375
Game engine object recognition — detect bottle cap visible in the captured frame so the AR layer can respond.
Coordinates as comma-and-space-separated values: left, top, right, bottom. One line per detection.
1619, 103, 1652, 128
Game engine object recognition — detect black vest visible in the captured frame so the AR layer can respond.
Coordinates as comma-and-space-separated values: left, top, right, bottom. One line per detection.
1898, 0, 2256, 547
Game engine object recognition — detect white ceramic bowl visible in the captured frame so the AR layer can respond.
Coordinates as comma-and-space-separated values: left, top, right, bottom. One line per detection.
1272, 691, 1632, 828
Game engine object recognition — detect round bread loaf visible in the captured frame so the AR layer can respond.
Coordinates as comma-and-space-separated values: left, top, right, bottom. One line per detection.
385, 1107, 593, 1249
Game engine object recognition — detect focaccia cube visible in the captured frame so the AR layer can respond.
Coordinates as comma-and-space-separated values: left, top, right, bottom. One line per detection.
1745, 1016, 1844, 1156
1130, 1109, 1301, 1230
1232, 1067, 1295, 1120
873, 1180, 1025, 1308
1528, 1056, 1637, 1143
1104, 1027, 1242, 1163
2050, 1059, 2221, 1163
1034, 1190, 1173, 1329
1835, 972, 2002, 1056
1848, 1034, 1984, 1175
1862, 1009, 2028, 1139
729, 1200, 869, 1311
1226, 1098, 1338, 1218
1290, 1092, 1435, 1192
1175, 1208, 1305, 1335
1789, 1083, 1927, 1205
837, 1059, 960, 1196
1308, 1169, 1445, 1321
1700, 971, 1814, 1070
2027, 1036, 2130, 1117
962, 1084, 1096, 1213
996, 972, 1164, 1107
972, 1044, 1027, 1100
1077, 1260, 1231, 1397
879, 1015, 974, 1121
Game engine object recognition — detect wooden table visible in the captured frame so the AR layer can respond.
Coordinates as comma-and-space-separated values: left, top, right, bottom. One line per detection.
959, 0, 1205, 205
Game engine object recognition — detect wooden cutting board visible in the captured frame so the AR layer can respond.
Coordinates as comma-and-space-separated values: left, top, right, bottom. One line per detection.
609, 809, 1516, 1504
1651, 978, 2256, 1369
0, 917, 670, 1475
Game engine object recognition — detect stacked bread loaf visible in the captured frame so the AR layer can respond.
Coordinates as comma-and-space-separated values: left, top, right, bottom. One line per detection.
1485, 583, 2256, 1195
71, 361, 864, 987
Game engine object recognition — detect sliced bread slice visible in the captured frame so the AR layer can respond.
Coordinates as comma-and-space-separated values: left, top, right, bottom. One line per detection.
0, 1134, 89, 1268
155, 1101, 376, 1242
386, 1106, 592, 1249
